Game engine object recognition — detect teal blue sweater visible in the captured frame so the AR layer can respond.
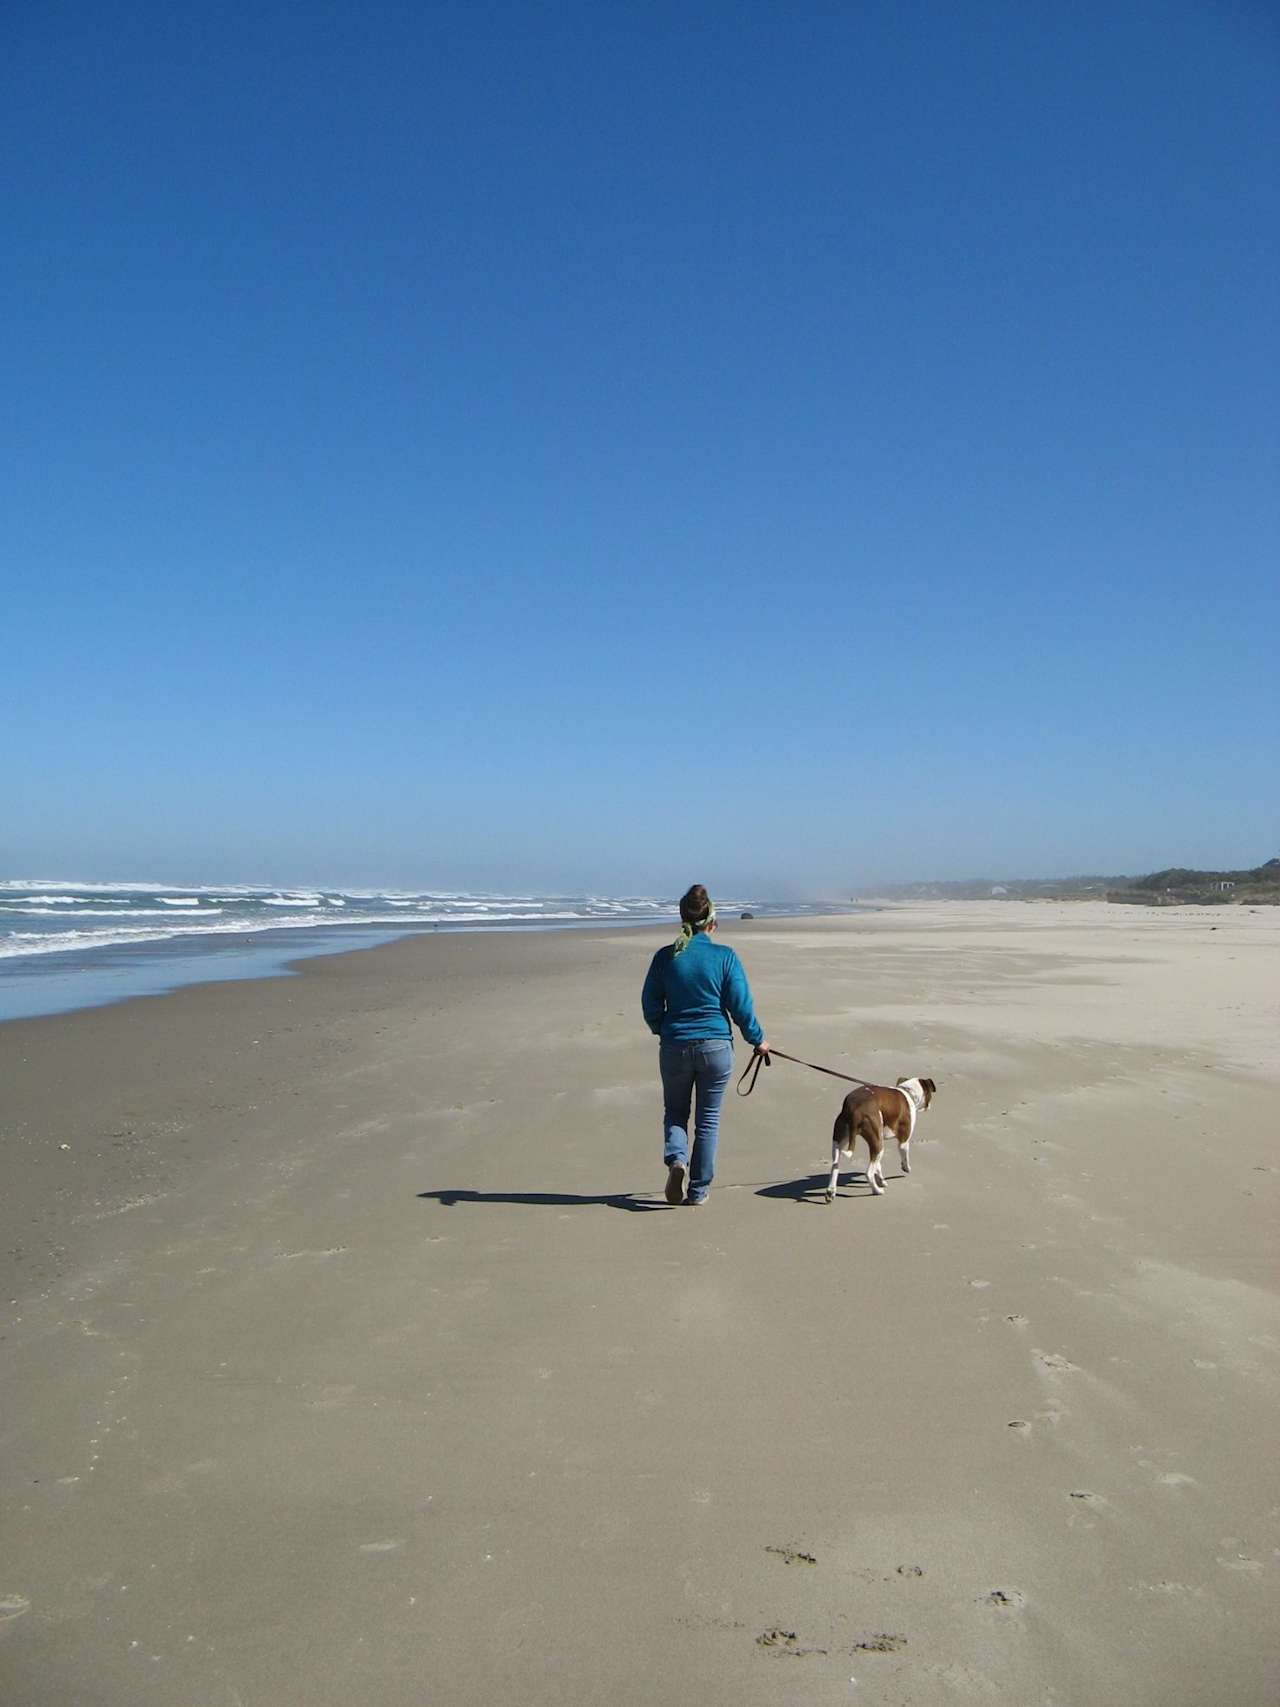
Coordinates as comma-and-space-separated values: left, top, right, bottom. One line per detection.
641, 932, 764, 1046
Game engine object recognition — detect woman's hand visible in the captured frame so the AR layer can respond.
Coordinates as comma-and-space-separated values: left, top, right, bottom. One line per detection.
754, 1040, 770, 1056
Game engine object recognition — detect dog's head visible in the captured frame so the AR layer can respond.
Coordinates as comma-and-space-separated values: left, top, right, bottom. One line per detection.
897, 1075, 937, 1109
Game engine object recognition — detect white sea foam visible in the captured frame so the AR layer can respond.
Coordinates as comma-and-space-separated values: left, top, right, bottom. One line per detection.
5, 907, 220, 918
0, 876, 855, 999
0, 917, 333, 958
1, 879, 185, 893
0, 878, 772, 974
0, 907, 617, 960
0, 895, 94, 907
2, 927, 185, 956
0, 879, 335, 898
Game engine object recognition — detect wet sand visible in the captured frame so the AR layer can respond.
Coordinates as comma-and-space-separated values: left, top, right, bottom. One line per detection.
2, 904, 1277, 1705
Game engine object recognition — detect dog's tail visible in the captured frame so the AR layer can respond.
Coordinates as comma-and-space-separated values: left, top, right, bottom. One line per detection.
832, 1109, 852, 1156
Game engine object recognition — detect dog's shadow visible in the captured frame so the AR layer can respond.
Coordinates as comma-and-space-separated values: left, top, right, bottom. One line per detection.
417, 1189, 667, 1213
419, 1173, 910, 1212
756, 1170, 905, 1204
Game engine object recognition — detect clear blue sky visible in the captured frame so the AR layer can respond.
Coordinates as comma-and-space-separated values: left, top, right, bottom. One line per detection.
3, 1, 1276, 894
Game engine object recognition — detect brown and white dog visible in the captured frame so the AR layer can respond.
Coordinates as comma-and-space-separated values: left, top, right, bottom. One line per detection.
824, 1077, 937, 1201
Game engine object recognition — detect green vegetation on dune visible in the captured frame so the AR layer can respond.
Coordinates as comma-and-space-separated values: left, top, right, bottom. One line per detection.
874, 859, 1280, 906
1107, 857, 1280, 906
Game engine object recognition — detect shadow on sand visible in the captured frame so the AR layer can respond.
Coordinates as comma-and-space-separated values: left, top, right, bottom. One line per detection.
417, 1188, 668, 1213
417, 1172, 908, 1211
754, 1170, 904, 1204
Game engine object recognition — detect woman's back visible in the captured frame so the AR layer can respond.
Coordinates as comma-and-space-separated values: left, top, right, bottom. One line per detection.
642, 932, 760, 1045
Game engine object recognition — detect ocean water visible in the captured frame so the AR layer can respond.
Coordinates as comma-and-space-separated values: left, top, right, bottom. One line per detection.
0, 881, 861, 1023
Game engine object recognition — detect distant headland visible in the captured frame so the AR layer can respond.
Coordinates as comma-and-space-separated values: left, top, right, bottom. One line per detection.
873, 858, 1280, 907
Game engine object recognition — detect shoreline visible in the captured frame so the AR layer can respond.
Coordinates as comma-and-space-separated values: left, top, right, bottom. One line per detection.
0, 885, 1261, 1030
3, 904, 1277, 1705
0, 906, 871, 1027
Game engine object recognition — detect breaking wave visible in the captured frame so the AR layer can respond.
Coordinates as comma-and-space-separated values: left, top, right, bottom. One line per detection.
0, 880, 854, 966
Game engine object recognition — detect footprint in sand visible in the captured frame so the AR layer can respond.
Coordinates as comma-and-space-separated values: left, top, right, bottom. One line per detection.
850, 1565, 924, 1584
1069, 1490, 1105, 1506
984, 1589, 1025, 1609
0, 1595, 31, 1622
1007, 1420, 1032, 1434
756, 1629, 827, 1657
853, 1633, 908, 1652
1036, 1351, 1079, 1373
1005, 1314, 1029, 1327
765, 1546, 817, 1566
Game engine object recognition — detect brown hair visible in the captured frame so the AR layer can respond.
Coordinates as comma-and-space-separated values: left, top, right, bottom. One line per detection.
678, 884, 714, 928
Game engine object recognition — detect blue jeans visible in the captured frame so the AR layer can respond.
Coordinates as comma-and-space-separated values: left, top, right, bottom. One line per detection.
659, 1039, 735, 1202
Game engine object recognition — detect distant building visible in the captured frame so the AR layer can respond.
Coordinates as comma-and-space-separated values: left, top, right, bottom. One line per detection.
1215, 880, 1235, 892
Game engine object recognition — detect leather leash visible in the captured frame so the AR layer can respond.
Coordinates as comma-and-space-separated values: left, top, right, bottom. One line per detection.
736, 1048, 872, 1097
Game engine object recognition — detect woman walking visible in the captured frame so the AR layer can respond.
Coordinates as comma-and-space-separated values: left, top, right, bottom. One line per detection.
641, 885, 769, 1206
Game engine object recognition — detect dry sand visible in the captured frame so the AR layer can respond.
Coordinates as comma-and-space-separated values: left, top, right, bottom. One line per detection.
2, 903, 1277, 1705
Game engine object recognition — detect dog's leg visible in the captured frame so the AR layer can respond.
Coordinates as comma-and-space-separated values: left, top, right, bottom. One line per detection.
825, 1113, 847, 1202
825, 1144, 842, 1203
897, 1102, 917, 1175
865, 1119, 886, 1195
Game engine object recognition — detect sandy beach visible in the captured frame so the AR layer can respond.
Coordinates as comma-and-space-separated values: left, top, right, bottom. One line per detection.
2, 903, 1277, 1706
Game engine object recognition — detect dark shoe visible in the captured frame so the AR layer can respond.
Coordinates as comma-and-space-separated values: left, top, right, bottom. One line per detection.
664, 1162, 689, 1205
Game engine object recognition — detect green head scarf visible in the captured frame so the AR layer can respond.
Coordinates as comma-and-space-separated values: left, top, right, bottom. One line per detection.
672, 901, 716, 954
